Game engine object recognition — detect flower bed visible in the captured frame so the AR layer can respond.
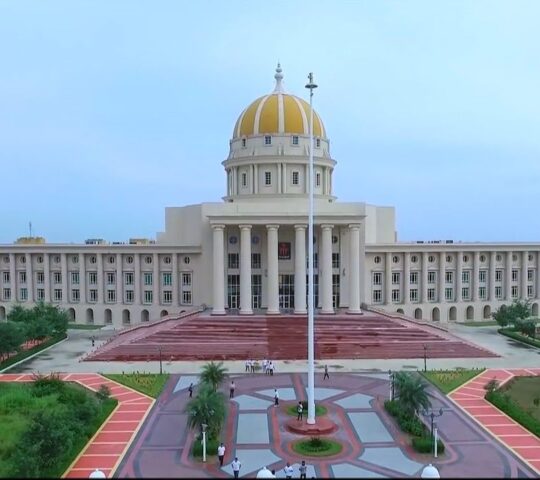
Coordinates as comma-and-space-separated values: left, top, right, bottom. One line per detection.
291, 437, 343, 457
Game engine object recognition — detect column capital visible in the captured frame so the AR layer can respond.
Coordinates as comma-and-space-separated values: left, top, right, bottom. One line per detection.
211, 224, 226, 231
348, 223, 361, 230
320, 224, 334, 230
294, 224, 307, 230
266, 224, 280, 230
238, 224, 252, 230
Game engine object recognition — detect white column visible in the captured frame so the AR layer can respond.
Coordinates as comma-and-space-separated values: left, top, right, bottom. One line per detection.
61, 253, 68, 305
153, 253, 159, 306
239, 224, 253, 315
404, 252, 410, 305
9, 253, 16, 302
266, 225, 280, 314
456, 252, 463, 303
536, 251, 540, 300
521, 251, 528, 299
359, 222, 366, 305
134, 253, 141, 305
116, 253, 123, 305
212, 225, 226, 315
489, 251, 496, 301
385, 252, 392, 305
348, 224, 361, 314
79, 254, 86, 303
254, 165, 259, 194
473, 251, 480, 302
294, 225, 307, 314
277, 163, 282, 193
439, 252, 446, 303
505, 251, 513, 300
97, 253, 104, 303
321, 224, 334, 314
171, 253, 178, 306
44, 253, 51, 302
25, 253, 33, 302
422, 252, 429, 303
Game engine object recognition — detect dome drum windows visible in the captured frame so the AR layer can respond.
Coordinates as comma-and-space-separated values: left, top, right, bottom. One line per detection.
292, 171, 299, 185
292, 135, 299, 146
264, 135, 272, 145
264, 171, 272, 185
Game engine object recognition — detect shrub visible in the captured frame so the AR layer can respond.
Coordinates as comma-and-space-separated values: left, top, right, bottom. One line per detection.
484, 378, 499, 393
191, 435, 220, 457
486, 390, 540, 437
31, 373, 66, 398
96, 384, 111, 401
412, 436, 445, 454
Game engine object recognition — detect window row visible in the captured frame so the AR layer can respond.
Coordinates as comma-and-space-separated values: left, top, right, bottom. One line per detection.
241, 136, 322, 148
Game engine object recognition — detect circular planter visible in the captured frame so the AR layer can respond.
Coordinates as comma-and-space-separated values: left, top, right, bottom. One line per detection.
291, 438, 343, 457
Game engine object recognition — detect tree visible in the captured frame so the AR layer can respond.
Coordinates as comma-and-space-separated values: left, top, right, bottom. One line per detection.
394, 372, 431, 415
185, 384, 226, 440
7, 304, 32, 323
492, 304, 512, 327
510, 299, 532, 321
199, 361, 228, 392
0, 321, 25, 361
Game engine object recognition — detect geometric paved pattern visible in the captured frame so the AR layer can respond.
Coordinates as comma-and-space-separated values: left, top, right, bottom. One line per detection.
449, 367, 540, 475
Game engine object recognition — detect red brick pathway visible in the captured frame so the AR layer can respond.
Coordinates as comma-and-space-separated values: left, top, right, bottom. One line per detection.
449, 368, 540, 475
0, 373, 154, 478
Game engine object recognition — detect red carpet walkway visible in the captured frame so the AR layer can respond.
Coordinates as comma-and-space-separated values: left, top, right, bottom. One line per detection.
449, 368, 540, 475
0, 373, 154, 478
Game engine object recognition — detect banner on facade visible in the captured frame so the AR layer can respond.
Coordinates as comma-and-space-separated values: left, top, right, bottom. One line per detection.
278, 242, 291, 260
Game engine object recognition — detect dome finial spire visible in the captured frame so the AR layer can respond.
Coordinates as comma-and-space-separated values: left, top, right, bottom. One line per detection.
273, 62, 285, 93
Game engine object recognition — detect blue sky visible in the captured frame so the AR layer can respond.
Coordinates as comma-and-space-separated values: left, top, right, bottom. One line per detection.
1, 0, 539, 243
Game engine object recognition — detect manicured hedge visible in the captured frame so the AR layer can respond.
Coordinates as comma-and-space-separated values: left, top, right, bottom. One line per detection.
412, 436, 445, 454
0, 334, 67, 371
498, 329, 540, 349
486, 390, 540, 437
191, 436, 220, 457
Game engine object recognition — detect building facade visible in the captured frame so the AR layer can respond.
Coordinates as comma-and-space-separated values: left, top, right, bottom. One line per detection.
1, 66, 539, 326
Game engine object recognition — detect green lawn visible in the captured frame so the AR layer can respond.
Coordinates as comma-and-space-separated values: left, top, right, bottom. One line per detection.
68, 323, 103, 330
498, 328, 540, 349
285, 403, 328, 417
422, 368, 485, 394
460, 321, 499, 327
502, 376, 540, 422
291, 438, 343, 457
104, 373, 169, 398
0, 380, 117, 478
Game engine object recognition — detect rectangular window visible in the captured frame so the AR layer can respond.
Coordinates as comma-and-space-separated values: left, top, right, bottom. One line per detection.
182, 272, 192, 286
462, 271, 470, 283
106, 272, 115, 285
36, 272, 44, 284
71, 271, 79, 284
462, 287, 470, 300
445, 271, 453, 283
479, 270, 487, 283
53, 289, 62, 302
511, 285, 518, 298
316, 138, 321, 148
107, 289, 116, 303
512, 269, 518, 282
264, 135, 271, 145
19, 271, 27, 284
3, 288, 11, 300
228, 253, 239, 269
144, 272, 153, 286
306, 253, 319, 269
479, 286, 486, 300
241, 172, 247, 187
241, 138, 246, 147
54, 272, 62, 284
182, 290, 192, 305
292, 135, 299, 145
2, 271, 10, 283
89, 272, 97, 285
527, 285, 533, 298
495, 286, 502, 299
373, 272, 382, 285
37, 288, 44, 301
392, 272, 400, 285
332, 253, 340, 269
316, 172, 321, 187
528, 269, 534, 282
89, 289, 98, 302
445, 287, 453, 301
71, 289, 80, 302
144, 290, 153, 304
251, 253, 261, 269
124, 290, 134, 303
163, 290, 172, 304
372, 290, 382, 304
409, 272, 418, 284
391, 289, 400, 303
19, 288, 27, 301
162, 273, 172, 286
427, 288, 435, 301
428, 271, 436, 284
265, 171, 271, 185
495, 270, 503, 282
124, 272, 134, 285
292, 171, 299, 185
410, 289, 418, 302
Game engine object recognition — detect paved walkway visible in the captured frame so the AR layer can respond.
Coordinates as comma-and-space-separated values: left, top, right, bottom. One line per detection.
114, 372, 537, 478
449, 368, 540, 475
0, 372, 154, 478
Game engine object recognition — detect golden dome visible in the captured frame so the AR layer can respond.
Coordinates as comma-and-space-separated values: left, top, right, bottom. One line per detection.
232, 65, 326, 139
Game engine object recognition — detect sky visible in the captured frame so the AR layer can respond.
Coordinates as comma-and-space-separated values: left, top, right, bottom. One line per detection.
0, 0, 539, 244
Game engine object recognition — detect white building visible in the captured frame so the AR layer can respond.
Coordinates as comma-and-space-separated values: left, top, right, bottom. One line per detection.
1, 66, 539, 326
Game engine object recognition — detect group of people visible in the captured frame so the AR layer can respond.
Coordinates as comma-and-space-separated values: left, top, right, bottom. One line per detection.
244, 358, 276, 375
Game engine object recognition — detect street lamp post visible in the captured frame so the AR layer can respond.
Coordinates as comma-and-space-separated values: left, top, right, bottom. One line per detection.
423, 344, 428, 372
201, 423, 208, 462
433, 422, 439, 458
305, 72, 318, 426
159, 347, 163, 375
388, 369, 395, 401
422, 407, 444, 439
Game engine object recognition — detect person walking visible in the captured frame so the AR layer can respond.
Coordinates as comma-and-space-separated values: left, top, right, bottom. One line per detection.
274, 388, 279, 406
269, 361, 274, 376
188, 383, 193, 398
245, 359, 250, 373
231, 457, 241, 478
323, 364, 329, 380
262, 358, 268, 375
299, 460, 307, 479
251, 359, 256, 373
297, 401, 304, 421
217, 442, 226, 467
229, 380, 235, 399
283, 462, 294, 479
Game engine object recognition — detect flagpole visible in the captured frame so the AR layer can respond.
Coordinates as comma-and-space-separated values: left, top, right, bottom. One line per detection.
305, 72, 317, 425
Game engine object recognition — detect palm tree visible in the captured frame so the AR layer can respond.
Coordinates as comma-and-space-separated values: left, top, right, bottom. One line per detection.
394, 371, 431, 415
200, 361, 228, 392
185, 384, 226, 439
